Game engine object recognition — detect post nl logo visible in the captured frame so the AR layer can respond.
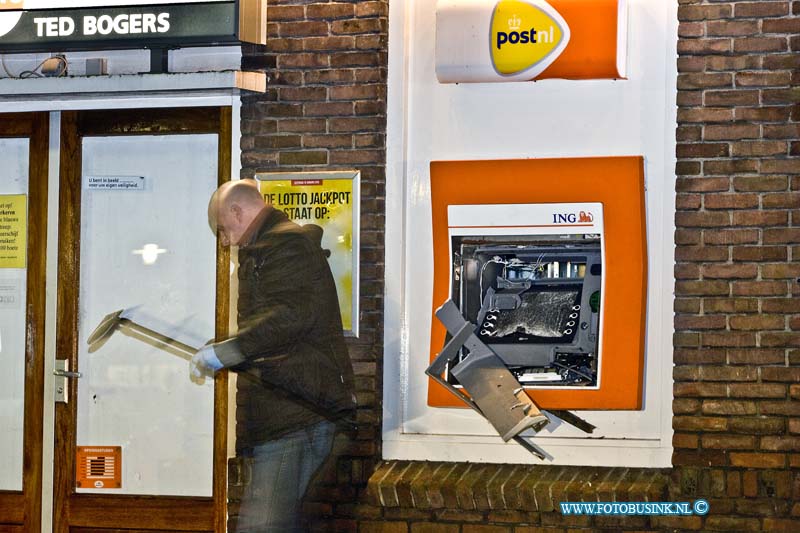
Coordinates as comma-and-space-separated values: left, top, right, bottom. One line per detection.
553, 211, 594, 224
0, 0, 23, 39
490, 0, 569, 78
0, 0, 23, 11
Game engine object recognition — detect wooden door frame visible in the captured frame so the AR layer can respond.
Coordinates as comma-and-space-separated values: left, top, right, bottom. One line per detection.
0, 112, 48, 532
54, 107, 231, 532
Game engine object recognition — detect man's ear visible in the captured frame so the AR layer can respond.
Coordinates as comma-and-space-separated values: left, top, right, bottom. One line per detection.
230, 203, 243, 222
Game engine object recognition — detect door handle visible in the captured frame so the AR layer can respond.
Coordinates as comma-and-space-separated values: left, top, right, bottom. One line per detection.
54, 368, 83, 379
54, 360, 81, 403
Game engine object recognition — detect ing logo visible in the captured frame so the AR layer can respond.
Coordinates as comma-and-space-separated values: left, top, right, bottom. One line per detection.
552, 211, 594, 224
490, 0, 570, 78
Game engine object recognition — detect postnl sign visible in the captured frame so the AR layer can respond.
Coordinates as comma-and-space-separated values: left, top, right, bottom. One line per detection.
436, 0, 627, 83
490, 0, 567, 77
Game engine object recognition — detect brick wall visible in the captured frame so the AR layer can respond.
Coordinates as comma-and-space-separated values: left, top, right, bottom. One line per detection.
231, 1, 800, 531
670, 0, 800, 531
229, 1, 388, 531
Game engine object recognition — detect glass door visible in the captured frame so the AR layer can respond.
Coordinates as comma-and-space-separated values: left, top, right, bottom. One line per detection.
53, 108, 231, 532
0, 113, 48, 532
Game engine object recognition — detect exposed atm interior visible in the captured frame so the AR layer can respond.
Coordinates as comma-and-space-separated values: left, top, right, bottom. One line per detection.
448, 233, 602, 389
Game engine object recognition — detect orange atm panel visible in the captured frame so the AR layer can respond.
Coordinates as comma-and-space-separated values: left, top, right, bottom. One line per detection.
428, 156, 647, 410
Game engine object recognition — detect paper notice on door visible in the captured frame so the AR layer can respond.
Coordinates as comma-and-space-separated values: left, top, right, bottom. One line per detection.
76, 446, 122, 489
0, 280, 21, 309
0, 195, 26, 269
84, 175, 146, 191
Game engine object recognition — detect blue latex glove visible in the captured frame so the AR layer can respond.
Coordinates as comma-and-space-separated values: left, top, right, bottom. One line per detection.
189, 344, 224, 384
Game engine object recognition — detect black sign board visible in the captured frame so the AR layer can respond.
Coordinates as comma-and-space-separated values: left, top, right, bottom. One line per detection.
0, 2, 239, 52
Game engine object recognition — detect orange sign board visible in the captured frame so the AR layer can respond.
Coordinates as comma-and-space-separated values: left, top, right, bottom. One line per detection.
428, 156, 647, 410
436, 0, 626, 83
76, 446, 122, 489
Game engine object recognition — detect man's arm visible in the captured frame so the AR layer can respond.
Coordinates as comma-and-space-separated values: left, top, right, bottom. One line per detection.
215, 231, 322, 368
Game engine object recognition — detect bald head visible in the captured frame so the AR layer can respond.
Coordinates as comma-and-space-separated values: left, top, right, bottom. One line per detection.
208, 179, 268, 246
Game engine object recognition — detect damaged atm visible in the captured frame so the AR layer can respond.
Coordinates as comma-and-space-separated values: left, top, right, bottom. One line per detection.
449, 204, 603, 388
427, 202, 606, 455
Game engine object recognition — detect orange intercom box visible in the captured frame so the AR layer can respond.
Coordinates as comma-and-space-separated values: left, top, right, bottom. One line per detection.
76, 446, 122, 489
428, 157, 647, 410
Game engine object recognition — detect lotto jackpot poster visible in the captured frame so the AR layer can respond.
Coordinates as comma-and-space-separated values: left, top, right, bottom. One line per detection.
256, 172, 360, 336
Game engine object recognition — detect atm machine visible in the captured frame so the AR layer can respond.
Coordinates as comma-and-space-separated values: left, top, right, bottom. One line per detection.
427, 203, 605, 454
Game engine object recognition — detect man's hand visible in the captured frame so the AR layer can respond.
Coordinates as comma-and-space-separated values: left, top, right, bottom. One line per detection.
190, 344, 224, 384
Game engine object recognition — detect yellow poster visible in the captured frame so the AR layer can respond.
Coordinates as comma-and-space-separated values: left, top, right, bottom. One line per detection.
0, 195, 26, 269
256, 172, 359, 335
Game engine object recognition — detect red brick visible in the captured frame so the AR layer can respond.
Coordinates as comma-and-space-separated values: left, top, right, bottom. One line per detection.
306, 3, 355, 19
735, 37, 788, 53
764, 299, 800, 314
731, 210, 788, 226
675, 314, 726, 329
735, 2, 790, 17
762, 367, 800, 382
730, 315, 785, 330
731, 142, 789, 157
735, 106, 793, 122
762, 437, 800, 452
704, 124, 759, 140
673, 383, 727, 398
729, 417, 785, 434
701, 434, 756, 449
763, 18, 800, 33
728, 350, 787, 366
703, 229, 758, 244
763, 263, 800, 279
704, 298, 758, 313
679, 73, 733, 90
701, 332, 757, 348
676, 280, 729, 296
736, 71, 793, 87
731, 281, 788, 296
706, 55, 761, 71
707, 20, 759, 36
728, 383, 786, 399
679, 4, 733, 20
676, 142, 730, 158
762, 519, 800, 532
705, 193, 760, 209
763, 192, 800, 208
678, 107, 734, 122
704, 159, 759, 174
729, 453, 786, 469
676, 177, 730, 191
673, 450, 728, 467
702, 400, 757, 416
764, 124, 800, 139
733, 246, 787, 261
673, 416, 728, 431
704, 90, 760, 106
677, 246, 730, 262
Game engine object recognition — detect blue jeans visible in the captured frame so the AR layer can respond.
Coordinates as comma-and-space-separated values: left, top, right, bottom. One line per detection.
235, 420, 336, 532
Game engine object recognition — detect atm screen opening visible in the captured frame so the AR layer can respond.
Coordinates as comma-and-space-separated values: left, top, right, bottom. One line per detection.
449, 234, 602, 388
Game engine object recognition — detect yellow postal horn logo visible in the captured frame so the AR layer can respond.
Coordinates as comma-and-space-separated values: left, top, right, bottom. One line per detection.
490, 0, 570, 79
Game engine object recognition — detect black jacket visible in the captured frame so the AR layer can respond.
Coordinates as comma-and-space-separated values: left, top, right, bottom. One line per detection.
217, 208, 355, 449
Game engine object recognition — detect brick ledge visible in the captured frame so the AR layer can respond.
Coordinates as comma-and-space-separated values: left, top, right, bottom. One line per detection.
367, 461, 670, 512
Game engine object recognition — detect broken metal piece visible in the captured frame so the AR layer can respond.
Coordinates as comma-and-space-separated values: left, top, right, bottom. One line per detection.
427, 300, 550, 447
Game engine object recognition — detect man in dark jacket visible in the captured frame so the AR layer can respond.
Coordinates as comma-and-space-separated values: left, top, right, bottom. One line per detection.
193, 179, 355, 532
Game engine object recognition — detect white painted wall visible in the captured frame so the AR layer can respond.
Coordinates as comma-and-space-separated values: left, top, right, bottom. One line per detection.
383, 0, 678, 466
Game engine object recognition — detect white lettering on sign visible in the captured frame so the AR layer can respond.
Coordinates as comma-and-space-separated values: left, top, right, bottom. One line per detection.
84, 175, 146, 191
83, 12, 169, 36
33, 16, 74, 36
33, 12, 169, 37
